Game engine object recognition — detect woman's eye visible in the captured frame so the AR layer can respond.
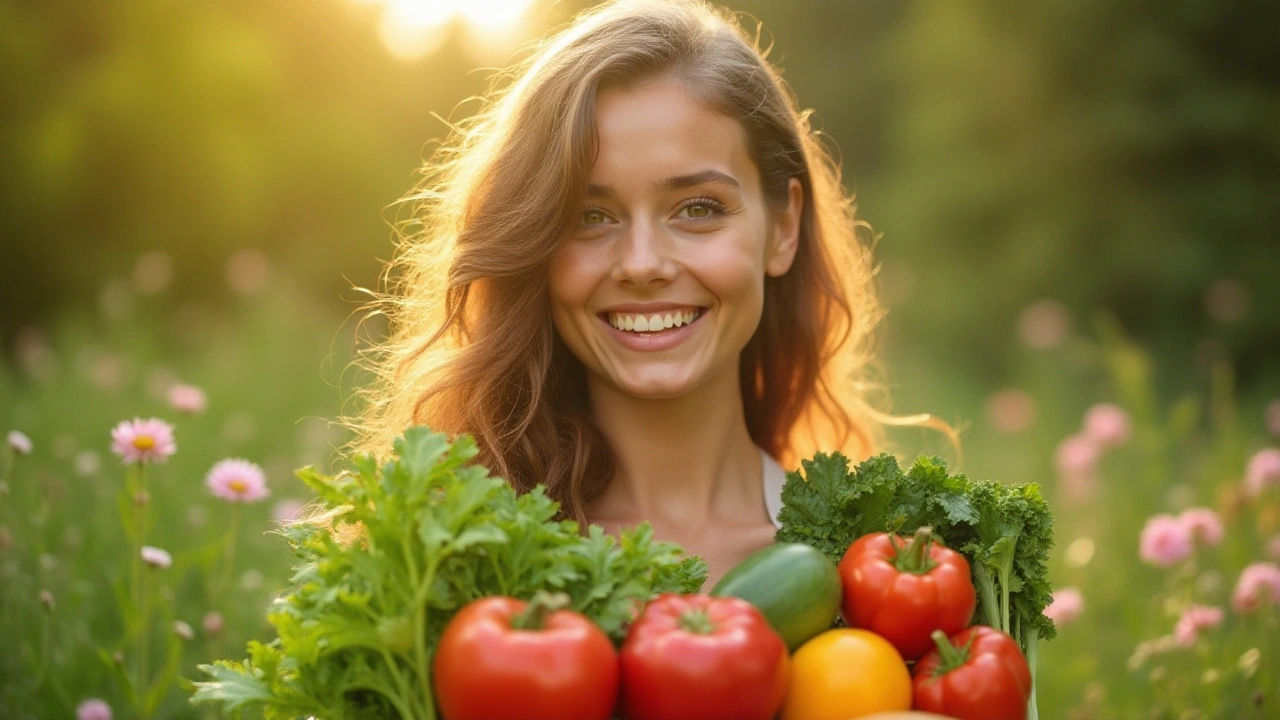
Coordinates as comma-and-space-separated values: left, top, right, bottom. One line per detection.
581, 208, 610, 226
676, 200, 723, 220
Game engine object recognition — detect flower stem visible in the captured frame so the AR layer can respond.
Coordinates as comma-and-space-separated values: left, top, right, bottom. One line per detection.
136, 463, 151, 718
1, 448, 13, 492
218, 505, 241, 599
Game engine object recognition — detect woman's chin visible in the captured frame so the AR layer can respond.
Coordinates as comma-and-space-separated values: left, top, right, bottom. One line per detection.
604, 371, 704, 401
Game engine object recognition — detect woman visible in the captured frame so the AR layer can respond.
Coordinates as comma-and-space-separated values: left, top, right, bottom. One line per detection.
352, 0, 921, 586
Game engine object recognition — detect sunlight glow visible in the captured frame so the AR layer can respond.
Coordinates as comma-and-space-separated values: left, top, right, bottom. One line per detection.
373, 0, 538, 62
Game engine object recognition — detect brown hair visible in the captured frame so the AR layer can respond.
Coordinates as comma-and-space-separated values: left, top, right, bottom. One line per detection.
349, 0, 921, 524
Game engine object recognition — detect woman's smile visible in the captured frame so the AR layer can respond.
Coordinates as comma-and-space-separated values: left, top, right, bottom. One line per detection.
600, 305, 707, 352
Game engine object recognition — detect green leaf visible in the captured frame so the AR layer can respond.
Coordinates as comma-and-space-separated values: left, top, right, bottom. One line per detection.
393, 426, 451, 480
190, 662, 275, 710
451, 524, 508, 551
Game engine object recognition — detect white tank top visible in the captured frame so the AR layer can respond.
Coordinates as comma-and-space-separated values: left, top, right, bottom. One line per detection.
761, 448, 786, 529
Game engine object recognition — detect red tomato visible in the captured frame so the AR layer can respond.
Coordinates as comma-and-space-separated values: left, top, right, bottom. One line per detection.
838, 528, 977, 660
912, 626, 1032, 720
433, 594, 618, 720
620, 593, 789, 720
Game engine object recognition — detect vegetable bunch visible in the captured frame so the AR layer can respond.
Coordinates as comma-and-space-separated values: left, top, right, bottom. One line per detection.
189, 427, 706, 720
774, 452, 1056, 719
708, 533, 1032, 719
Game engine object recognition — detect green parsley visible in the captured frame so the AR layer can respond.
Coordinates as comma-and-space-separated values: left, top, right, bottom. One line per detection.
190, 427, 706, 720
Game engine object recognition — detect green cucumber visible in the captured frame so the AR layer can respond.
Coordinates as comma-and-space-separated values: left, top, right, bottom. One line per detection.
710, 542, 842, 650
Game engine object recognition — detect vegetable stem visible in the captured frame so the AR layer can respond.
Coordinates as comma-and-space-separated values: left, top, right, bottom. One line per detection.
894, 526, 938, 574
1000, 549, 1014, 635
678, 609, 717, 635
1025, 626, 1039, 720
929, 629, 973, 676
511, 592, 570, 630
973, 563, 1001, 629
413, 557, 440, 720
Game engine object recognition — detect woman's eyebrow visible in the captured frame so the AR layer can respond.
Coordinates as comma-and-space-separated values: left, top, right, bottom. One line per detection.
585, 169, 741, 199
658, 170, 740, 192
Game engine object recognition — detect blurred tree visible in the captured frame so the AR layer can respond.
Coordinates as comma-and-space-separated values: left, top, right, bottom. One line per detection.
0, 0, 488, 336
873, 0, 1280, 391
3, 0, 1277, 398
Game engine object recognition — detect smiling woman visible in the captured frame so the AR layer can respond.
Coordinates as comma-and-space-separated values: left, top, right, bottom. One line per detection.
348, 0, 930, 587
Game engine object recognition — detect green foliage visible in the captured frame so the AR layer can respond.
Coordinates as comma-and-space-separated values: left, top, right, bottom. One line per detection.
191, 427, 705, 720
874, 0, 1280, 386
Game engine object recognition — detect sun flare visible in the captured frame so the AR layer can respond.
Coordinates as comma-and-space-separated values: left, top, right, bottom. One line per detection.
367, 0, 540, 61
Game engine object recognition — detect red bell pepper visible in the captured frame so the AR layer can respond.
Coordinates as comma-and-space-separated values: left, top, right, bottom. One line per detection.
912, 625, 1033, 720
838, 527, 977, 660
432, 592, 618, 720
619, 593, 789, 720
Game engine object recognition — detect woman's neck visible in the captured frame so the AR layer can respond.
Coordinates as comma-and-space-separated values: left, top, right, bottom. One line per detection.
584, 369, 765, 529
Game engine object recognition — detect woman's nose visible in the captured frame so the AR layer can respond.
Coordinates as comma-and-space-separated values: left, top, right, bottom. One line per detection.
611, 220, 677, 286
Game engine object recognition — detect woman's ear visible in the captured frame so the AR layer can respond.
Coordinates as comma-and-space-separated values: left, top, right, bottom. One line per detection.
765, 177, 803, 277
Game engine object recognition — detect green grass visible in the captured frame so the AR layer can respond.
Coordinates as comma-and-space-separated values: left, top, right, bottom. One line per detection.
0, 281, 360, 719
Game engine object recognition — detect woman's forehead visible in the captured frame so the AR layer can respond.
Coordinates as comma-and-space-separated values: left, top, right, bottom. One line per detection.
588, 79, 759, 193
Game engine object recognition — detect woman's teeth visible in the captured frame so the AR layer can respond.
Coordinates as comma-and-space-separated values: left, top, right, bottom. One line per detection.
607, 309, 700, 332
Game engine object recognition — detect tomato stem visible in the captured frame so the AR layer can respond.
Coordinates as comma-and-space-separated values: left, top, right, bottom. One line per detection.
894, 526, 938, 574
511, 591, 570, 630
930, 629, 975, 676
677, 609, 717, 635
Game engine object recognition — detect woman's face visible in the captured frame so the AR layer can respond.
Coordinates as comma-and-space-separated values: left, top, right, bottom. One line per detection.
548, 78, 801, 401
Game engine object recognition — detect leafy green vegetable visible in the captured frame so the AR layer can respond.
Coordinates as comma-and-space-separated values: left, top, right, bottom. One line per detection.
190, 427, 706, 720
775, 452, 1055, 719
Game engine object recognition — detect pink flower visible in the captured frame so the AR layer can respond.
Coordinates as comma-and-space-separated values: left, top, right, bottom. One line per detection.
172, 620, 195, 641
1232, 562, 1280, 613
205, 458, 269, 503
1082, 403, 1132, 448
1054, 434, 1100, 503
226, 248, 270, 296
1244, 448, 1280, 497
202, 611, 225, 637
1056, 434, 1100, 477
109, 418, 176, 465
76, 698, 112, 720
1267, 399, 1280, 437
167, 383, 207, 414
1018, 299, 1072, 350
985, 390, 1037, 434
140, 545, 172, 569
7, 430, 32, 455
1173, 605, 1223, 647
1139, 514, 1194, 568
1178, 507, 1224, 547
1043, 587, 1084, 626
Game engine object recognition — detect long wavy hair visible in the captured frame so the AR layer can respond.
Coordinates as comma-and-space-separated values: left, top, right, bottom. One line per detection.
349, 0, 922, 524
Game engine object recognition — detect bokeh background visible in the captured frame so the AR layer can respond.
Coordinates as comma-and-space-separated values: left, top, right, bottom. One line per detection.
3, 0, 1279, 718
